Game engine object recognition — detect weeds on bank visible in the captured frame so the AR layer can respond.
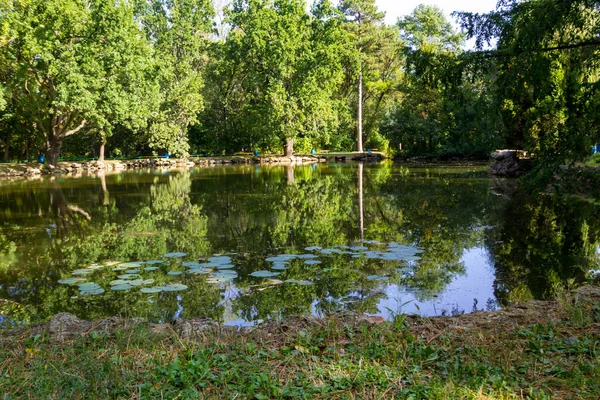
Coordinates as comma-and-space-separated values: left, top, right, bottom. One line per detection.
0, 301, 599, 399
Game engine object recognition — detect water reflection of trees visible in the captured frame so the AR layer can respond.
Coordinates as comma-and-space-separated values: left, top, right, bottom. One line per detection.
486, 191, 600, 305
3, 165, 599, 326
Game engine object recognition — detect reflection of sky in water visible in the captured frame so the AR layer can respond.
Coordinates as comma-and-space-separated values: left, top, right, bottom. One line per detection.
376, 247, 496, 318
223, 247, 496, 328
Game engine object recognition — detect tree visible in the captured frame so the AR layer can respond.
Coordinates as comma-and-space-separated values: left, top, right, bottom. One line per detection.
222, 0, 345, 156
135, 0, 215, 158
338, 0, 385, 152
0, 0, 159, 165
456, 0, 600, 170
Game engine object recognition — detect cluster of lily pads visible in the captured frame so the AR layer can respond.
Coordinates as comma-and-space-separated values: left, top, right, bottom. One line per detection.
58, 241, 424, 296
251, 241, 424, 285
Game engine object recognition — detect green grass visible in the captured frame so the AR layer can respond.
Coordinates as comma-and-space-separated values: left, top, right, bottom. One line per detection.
1, 299, 599, 399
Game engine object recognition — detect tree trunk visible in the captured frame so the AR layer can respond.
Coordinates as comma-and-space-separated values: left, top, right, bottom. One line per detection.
46, 134, 62, 166
358, 163, 364, 241
284, 137, 294, 157
99, 141, 105, 162
286, 165, 295, 185
3, 133, 10, 161
357, 69, 363, 153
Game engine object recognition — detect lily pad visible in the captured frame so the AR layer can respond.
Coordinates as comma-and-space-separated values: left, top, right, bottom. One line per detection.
71, 269, 93, 276
78, 283, 101, 291
83, 288, 105, 295
140, 287, 163, 294
111, 284, 133, 291
208, 256, 232, 264
145, 260, 164, 265
164, 252, 187, 258
58, 278, 85, 285
207, 273, 237, 283
304, 260, 322, 265
119, 262, 144, 268
110, 279, 129, 286
160, 284, 188, 292
305, 246, 322, 251
250, 270, 280, 278
167, 271, 183, 276
103, 261, 121, 267
188, 268, 212, 274
350, 246, 368, 251
367, 275, 389, 282
271, 263, 288, 270
215, 270, 238, 276
117, 274, 140, 280
143, 266, 160, 271
126, 269, 141, 274
216, 264, 235, 270
296, 254, 318, 259
266, 255, 297, 262
321, 248, 343, 255
182, 261, 201, 268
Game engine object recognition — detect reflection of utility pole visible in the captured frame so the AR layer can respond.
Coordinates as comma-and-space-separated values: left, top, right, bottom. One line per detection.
99, 172, 110, 206
358, 163, 364, 241
286, 165, 295, 185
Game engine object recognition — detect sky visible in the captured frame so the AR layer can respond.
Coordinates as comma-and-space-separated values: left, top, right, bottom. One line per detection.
375, 0, 499, 25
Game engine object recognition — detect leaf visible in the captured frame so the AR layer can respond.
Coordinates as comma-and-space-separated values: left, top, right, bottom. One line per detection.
111, 284, 133, 291
118, 274, 140, 280
71, 269, 93, 276
140, 287, 163, 294
304, 260, 322, 265
250, 270, 280, 278
58, 278, 85, 285
164, 252, 186, 258
160, 284, 188, 292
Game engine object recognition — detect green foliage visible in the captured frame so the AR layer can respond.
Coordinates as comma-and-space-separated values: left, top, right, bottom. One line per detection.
0, 0, 160, 164
382, 5, 502, 158
135, 0, 215, 157
456, 0, 600, 170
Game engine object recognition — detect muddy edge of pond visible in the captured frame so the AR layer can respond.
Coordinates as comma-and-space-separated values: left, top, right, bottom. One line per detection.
2, 285, 598, 343
0, 153, 387, 179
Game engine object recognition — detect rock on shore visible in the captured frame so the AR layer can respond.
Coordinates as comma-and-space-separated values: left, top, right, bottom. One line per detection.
488, 150, 533, 177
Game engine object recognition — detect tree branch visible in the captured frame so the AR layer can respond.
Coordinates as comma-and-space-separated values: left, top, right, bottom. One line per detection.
64, 120, 87, 137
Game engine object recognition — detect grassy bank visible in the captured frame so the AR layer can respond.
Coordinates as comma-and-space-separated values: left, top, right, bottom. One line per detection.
1, 288, 599, 399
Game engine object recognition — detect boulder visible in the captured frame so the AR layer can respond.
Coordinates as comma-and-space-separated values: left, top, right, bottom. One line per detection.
488, 150, 532, 177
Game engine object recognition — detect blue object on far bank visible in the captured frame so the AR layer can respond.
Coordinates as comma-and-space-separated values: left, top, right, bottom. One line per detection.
165, 152, 169, 159
38, 155, 45, 163
366, 148, 371, 153
311, 149, 315, 155
593, 145, 598, 155
254, 150, 259, 157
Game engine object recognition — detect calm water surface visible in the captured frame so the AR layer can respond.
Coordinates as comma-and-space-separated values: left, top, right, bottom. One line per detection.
1, 163, 599, 327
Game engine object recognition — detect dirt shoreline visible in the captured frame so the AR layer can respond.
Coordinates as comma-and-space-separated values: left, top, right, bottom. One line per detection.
2, 285, 598, 343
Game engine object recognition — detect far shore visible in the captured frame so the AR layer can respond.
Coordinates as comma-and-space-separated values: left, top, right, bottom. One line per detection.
0, 152, 387, 179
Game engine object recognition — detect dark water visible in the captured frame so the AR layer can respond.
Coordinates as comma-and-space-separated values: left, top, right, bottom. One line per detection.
0, 163, 599, 327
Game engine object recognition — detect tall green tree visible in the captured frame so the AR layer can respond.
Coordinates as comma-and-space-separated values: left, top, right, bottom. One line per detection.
0, 0, 159, 165
221, 0, 345, 156
338, 0, 385, 152
457, 0, 600, 169
135, 0, 215, 157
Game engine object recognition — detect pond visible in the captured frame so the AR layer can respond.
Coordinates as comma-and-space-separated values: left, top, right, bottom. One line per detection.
0, 163, 599, 328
